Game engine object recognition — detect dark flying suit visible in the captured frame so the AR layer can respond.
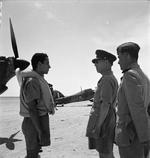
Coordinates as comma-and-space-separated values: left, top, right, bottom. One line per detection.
115, 63, 150, 158
86, 71, 118, 153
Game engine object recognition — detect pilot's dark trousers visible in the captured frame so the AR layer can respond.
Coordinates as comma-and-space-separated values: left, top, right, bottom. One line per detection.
118, 138, 145, 158
22, 114, 50, 158
22, 117, 41, 158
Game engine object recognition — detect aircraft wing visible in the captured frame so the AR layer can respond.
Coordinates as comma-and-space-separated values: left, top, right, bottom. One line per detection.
55, 88, 94, 105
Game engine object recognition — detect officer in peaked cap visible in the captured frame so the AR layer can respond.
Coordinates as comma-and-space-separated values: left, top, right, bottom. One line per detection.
92, 49, 116, 64
115, 42, 150, 158
86, 49, 118, 158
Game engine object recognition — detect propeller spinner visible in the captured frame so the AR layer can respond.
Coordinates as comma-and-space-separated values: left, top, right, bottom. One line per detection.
0, 18, 30, 94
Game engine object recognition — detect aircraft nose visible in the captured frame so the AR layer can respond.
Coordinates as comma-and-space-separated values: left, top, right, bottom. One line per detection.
14, 59, 30, 71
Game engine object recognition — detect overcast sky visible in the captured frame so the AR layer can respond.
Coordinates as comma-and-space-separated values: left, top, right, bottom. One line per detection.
0, 0, 150, 96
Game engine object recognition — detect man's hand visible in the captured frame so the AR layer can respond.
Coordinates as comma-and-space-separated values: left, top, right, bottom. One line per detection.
142, 141, 150, 149
90, 108, 95, 115
49, 108, 55, 115
142, 140, 150, 157
90, 123, 101, 139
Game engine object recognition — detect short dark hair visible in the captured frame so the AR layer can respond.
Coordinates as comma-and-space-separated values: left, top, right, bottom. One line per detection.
31, 53, 48, 70
117, 42, 140, 61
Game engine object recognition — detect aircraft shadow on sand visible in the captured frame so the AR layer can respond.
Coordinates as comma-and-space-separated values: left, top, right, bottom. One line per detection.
0, 130, 22, 150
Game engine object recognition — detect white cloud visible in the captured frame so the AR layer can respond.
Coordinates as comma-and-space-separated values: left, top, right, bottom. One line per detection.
0, 1, 2, 26
91, 36, 106, 46
34, 1, 43, 9
33, 1, 65, 25
46, 11, 55, 19
46, 11, 65, 25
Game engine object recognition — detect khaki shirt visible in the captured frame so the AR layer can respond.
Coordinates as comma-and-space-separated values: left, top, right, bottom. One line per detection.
86, 71, 118, 138
115, 63, 150, 146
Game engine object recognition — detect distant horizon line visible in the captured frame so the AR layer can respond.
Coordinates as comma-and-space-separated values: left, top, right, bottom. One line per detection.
0, 96, 19, 98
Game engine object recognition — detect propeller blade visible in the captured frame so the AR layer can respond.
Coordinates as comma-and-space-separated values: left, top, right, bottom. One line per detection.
9, 18, 19, 59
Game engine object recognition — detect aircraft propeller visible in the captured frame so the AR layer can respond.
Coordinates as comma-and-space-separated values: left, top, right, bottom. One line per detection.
9, 18, 30, 71
9, 18, 19, 59
0, 18, 30, 94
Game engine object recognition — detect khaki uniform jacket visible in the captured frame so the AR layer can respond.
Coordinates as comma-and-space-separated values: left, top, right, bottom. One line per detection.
115, 63, 150, 147
86, 71, 118, 138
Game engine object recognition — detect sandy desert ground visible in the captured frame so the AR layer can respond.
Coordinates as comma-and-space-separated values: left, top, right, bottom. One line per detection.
0, 100, 120, 158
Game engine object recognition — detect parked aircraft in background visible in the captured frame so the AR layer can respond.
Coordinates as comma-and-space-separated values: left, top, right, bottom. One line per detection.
54, 88, 95, 106
0, 18, 30, 95
0, 18, 95, 107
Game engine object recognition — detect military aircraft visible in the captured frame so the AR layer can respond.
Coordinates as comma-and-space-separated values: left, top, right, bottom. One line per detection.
55, 88, 95, 105
0, 18, 30, 95
0, 18, 94, 106
0, 130, 22, 150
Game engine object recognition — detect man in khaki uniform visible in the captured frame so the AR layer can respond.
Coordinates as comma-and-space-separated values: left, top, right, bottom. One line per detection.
115, 42, 150, 158
86, 50, 118, 158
